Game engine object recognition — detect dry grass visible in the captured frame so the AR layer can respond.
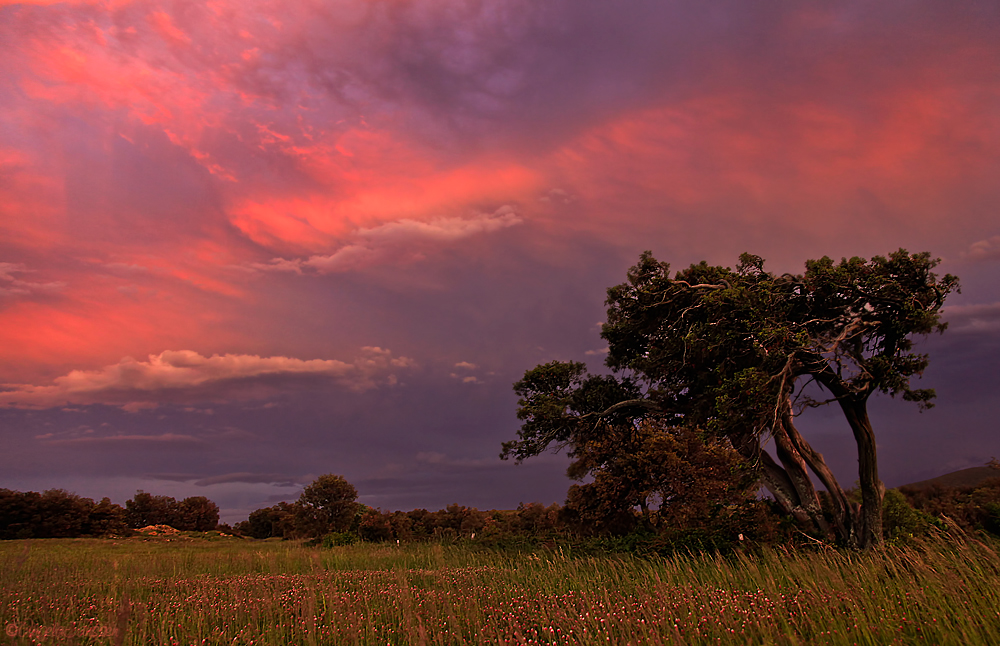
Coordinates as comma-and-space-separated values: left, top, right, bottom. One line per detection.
3, 535, 1000, 644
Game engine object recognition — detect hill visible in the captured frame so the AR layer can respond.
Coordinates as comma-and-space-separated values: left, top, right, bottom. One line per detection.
900, 465, 1000, 491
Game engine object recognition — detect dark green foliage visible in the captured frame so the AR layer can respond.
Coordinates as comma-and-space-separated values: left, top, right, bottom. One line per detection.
235, 503, 297, 539
984, 503, 1000, 536
0, 489, 130, 539
124, 491, 220, 530
881, 488, 938, 542
358, 507, 395, 542
84, 497, 130, 536
559, 423, 759, 536
294, 474, 358, 537
0, 487, 219, 538
125, 491, 176, 528
320, 531, 358, 547
177, 496, 221, 531
234, 475, 359, 540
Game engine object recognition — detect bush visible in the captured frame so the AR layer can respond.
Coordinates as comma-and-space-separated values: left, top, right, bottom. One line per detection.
321, 532, 358, 547
882, 488, 937, 542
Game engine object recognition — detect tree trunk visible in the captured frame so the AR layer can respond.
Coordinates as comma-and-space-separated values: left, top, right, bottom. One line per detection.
781, 409, 856, 544
770, 414, 833, 539
808, 360, 886, 549
838, 397, 884, 548
729, 428, 817, 529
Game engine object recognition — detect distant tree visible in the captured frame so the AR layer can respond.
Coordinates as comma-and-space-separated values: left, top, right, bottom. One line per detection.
514, 502, 561, 536
405, 509, 434, 539
0, 489, 130, 539
176, 496, 220, 531
36, 489, 93, 538
294, 474, 358, 537
237, 504, 295, 539
434, 503, 485, 536
0, 488, 219, 539
125, 491, 178, 528
901, 477, 1000, 535
85, 498, 129, 537
503, 250, 958, 548
881, 489, 937, 541
358, 507, 394, 542
0, 489, 42, 539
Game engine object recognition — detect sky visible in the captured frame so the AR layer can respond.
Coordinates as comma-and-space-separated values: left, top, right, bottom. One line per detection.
1, 0, 999, 524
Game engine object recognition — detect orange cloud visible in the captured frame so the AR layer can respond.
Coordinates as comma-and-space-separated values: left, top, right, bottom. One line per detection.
230, 139, 541, 255
0, 148, 67, 250
0, 0, 102, 5
149, 10, 190, 45
3, 0, 998, 391
544, 79, 1000, 260
0, 254, 260, 385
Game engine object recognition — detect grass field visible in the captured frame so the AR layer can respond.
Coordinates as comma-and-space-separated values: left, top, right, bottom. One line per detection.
3, 534, 1000, 645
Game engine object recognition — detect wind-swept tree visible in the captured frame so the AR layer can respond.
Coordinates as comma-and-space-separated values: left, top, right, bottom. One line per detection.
503, 250, 958, 548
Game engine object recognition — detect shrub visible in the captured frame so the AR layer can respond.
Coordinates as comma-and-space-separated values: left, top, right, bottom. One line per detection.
321, 531, 358, 547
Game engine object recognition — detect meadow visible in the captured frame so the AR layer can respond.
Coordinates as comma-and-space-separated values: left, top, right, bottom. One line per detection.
2, 535, 1000, 645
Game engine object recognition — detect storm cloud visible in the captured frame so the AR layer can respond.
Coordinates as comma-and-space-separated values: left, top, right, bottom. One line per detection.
1, 0, 999, 522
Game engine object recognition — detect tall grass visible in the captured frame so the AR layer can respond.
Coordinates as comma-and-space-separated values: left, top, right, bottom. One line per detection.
3, 535, 1000, 644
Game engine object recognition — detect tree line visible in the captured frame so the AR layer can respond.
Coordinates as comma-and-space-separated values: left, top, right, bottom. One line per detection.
234, 469, 1000, 550
4, 469, 1000, 547
232, 472, 788, 547
0, 489, 219, 539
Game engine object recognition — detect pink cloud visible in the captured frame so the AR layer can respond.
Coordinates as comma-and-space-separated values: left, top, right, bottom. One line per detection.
537, 78, 1000, 265
942, 302, 1000, 334
250, 206, 522, 274
0, 0, 998, 390
42, 432, 203, 446
963, 236, 1000, 262
0, 347, 415, 409
0, 263, 66, 297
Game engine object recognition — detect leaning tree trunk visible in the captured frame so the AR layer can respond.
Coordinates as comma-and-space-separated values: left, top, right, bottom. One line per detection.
770, 413, 834, 539
730, 425, 832, 537
781, 409, 857, 544
838, 396, 884, 548
731, 399, 868, 545
808, 361, 886, 549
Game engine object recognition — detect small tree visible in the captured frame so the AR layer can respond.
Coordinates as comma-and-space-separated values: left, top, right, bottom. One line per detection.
294, 474, 358, 537
177, 496, 220, 531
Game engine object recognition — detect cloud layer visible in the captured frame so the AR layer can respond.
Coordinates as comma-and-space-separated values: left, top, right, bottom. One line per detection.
1, 0, 999, 516
0, 348, 414, 409
250, 206, 522, 274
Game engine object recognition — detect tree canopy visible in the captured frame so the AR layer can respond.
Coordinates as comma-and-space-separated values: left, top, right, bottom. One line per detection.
295, 474, 359, 536
502, 249, 958, 548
